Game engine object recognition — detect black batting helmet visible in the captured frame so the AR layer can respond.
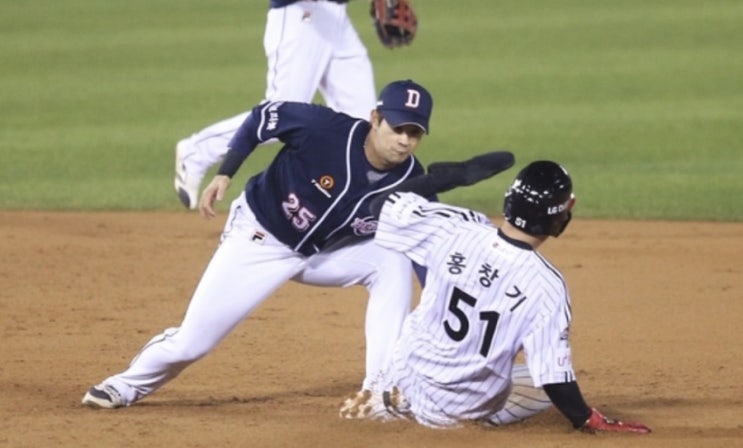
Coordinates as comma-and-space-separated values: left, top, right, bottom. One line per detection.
503, 161, 575, 237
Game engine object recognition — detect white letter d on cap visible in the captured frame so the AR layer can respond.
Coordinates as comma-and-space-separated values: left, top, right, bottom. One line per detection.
405, 89, 420, 108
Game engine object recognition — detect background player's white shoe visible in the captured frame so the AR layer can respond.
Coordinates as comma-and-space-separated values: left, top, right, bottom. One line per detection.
174, 139, 202, 210
81, 384, 125, 409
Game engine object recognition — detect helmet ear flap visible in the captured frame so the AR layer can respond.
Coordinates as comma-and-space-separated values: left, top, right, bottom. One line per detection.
551, 211, 572, 237
549, 194, 575, 237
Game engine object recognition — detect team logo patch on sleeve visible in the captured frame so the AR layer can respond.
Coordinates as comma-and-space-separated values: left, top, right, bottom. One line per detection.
266, 102, 283, 130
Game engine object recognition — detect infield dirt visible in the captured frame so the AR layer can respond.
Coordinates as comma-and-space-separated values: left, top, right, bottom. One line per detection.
2, 211, 741, 448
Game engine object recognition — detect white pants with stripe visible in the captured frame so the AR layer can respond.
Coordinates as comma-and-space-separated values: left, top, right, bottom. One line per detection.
102, 192, 411, 405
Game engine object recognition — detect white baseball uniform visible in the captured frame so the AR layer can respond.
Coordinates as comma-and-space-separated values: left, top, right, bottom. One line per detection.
371, 192, 575, 428
178, 0, 376, 181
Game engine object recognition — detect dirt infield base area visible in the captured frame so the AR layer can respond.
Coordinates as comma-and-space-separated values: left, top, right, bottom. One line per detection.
1, 211, 741, 448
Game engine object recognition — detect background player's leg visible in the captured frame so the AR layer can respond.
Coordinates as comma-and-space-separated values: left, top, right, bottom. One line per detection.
175, 3, 333, 208
262, 3, 331, 103
175, 111, 250, 208
483, 364, 553, 426
293, 240, 413, 391
94, 197, 305, 405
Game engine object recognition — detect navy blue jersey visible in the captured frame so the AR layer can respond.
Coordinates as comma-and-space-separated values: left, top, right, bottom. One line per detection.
229, 101, 426, 256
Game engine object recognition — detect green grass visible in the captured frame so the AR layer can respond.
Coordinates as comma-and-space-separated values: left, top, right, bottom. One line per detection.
1, 0, 742, 220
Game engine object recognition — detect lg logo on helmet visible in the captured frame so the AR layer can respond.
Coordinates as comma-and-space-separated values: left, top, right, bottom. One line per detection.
547, 196, 576, 216
547, 204, 567, 215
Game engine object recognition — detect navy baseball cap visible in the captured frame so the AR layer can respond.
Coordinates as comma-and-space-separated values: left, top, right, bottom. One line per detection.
376, 79, 433, 134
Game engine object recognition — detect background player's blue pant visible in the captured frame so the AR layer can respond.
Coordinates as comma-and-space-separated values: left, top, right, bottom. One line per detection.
413, 262, 427, 288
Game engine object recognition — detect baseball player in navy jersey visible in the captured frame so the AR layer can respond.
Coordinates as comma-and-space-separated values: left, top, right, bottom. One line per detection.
174, 0, 377, 210
81, 79, 433, 409
340, 158, 652, 434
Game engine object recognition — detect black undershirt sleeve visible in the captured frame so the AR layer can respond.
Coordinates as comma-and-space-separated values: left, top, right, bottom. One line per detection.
216, 148, 248, 178
542, 381, 593, 428
369, 174, 438, 219
216, 110, 261, 178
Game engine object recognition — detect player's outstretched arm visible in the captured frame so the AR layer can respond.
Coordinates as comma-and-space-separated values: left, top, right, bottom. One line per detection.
542, 381, 651, 434
369, 151, 515, 218
580, 408, 651, 434
199, 175, 231, 219
426, 150, 515, 190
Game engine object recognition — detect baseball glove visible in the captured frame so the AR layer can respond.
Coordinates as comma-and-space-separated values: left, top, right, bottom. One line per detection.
370, 0, 418, 48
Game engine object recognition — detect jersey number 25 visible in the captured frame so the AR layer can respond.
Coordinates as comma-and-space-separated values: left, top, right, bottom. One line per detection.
282, 193, 317, 231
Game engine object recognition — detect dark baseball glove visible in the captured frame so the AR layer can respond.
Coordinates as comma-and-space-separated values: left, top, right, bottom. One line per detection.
370, 0, 418, 48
